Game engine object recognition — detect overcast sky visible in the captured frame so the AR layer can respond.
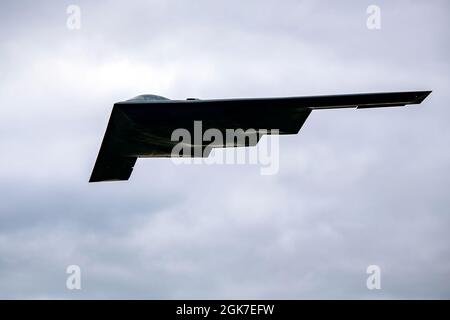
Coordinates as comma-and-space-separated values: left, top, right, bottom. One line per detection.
0, 0, 449, 299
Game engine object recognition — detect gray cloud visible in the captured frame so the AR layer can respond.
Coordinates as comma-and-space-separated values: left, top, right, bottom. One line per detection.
0, 0, 449, 298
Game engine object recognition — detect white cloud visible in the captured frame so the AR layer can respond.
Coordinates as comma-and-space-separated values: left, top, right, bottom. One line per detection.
0, 0, 449, 299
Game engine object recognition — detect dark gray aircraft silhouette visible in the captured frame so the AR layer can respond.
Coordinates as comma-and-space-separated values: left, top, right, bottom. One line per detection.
90, 91, 431, 182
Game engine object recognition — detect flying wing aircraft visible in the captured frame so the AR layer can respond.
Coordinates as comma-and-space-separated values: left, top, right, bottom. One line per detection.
89, 91, 431, 182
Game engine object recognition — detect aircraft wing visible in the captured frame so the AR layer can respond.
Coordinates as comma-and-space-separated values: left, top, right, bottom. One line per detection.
89, 90, 431, 182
